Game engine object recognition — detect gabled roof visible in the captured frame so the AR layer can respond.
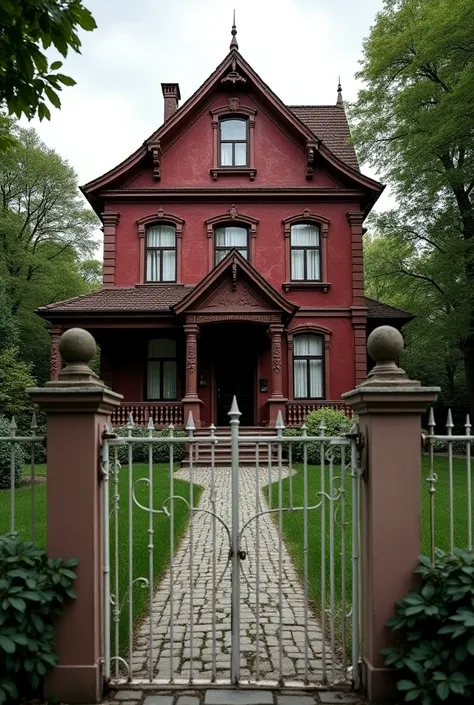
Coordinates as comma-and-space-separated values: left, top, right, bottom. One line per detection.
81, 49, 382, 206
289, 106, 359, 171
365, 297, 414, 320
173, 249, 297, 319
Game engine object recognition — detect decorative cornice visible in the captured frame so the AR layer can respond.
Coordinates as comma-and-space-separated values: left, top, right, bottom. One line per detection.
136, 209, 185, 237
101, 212, 120, 227
347, 211, 365, 227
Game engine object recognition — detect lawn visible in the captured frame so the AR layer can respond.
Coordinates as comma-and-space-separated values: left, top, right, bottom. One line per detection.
274, 455, 474, 653
0, 463, 202, 657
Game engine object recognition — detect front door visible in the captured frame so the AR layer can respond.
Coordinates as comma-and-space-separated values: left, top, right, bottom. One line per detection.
215, 346, 254, 426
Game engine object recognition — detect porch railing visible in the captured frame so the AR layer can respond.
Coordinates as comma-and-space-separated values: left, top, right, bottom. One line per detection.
111, 402, 184, 428
286, 401, 352, 426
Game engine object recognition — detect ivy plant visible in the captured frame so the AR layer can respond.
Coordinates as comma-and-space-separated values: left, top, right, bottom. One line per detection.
0, 535, 77, 704
383, 549, 474, 704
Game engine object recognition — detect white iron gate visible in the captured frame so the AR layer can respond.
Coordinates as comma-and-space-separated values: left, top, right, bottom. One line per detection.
101, 398, 362, 689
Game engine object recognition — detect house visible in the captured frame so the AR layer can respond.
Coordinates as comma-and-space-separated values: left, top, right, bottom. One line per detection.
38, 22, 411, 428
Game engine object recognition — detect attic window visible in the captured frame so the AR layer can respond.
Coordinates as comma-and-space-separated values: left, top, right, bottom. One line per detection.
219, 118, 248, 166
210, 103, 256, 181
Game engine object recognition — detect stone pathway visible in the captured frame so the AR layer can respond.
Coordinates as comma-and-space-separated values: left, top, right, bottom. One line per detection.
107, 687, 366, 705
129, 467, 342, 684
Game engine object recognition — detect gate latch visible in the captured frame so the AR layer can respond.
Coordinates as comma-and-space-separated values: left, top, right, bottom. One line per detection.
229, 549, 247, 560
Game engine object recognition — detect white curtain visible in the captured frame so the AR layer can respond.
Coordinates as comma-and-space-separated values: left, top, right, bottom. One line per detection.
215, 226, 248, 262
147, 339, 177, 400
293, 335, 323, 399
146, 225, 176, 281
290, 224, 321, 281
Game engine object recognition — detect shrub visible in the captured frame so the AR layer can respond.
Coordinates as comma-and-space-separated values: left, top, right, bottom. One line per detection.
0, 535, 77, 704
383, 549, 474, 704
112, 426, 186, 465
305, 407, 353, 465
0, 416, 26, 490
282, 428, 303, 461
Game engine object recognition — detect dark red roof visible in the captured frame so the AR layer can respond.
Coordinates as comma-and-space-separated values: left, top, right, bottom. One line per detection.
38, 286, 411, 320
365, 297, 413, 319
38, 285, 194, 313
288, 106, 359, 170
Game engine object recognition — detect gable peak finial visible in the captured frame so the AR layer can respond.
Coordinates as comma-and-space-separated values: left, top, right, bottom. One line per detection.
230, 10, 239, 50
336, 76, 344, 107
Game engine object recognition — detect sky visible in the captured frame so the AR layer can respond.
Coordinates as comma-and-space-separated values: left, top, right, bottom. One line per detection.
23, 0, 389, 205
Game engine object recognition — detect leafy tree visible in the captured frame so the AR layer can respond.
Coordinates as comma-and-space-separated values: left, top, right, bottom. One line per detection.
352, 0, 474, 413
0, 122, 98, 314
0, 0, 96, 121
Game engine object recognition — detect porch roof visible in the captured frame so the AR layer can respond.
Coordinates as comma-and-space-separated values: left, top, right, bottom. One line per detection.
37, 285, 413, 323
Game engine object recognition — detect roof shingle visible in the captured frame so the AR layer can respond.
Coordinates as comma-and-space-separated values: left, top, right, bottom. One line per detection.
39, 286, 412, 320
288, 105, 359, 170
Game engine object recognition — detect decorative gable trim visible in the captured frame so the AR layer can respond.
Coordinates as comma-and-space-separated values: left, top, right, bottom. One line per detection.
173, 249, 297, 318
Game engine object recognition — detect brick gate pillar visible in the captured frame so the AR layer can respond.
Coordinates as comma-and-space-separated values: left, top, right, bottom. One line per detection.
29, 328, 122, 704
182, 322, 202, 426
267, 323, 287, 426
343, 326, 439, 703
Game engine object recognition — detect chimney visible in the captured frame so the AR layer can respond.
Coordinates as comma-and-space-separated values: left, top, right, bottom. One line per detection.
161, 83, 181, 121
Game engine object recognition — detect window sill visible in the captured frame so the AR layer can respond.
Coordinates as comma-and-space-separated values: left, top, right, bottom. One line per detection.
137, 282, 182, 287
210, 167, 257, 181
283, 281, 331, 293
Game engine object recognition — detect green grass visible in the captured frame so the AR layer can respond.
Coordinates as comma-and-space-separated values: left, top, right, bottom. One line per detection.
274, 455, 474, 650
0, 463, 202, 655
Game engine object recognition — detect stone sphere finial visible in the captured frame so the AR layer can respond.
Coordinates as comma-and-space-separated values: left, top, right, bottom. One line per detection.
59, 328, 96, 365
367, 325, 404, 363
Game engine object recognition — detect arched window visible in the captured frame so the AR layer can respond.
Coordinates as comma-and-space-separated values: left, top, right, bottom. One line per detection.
293, 335, 324, 399
147, 339, 177, 400
214, 225, 249, 264
219, 118, 248, 167
290, 223, 321, 281
146, 224, 176, 282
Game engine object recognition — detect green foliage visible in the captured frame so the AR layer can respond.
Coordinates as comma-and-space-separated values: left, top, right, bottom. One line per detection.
0, 349, 35, 429
112, 427, 187, 465
352, 0, 474, 414
0, 416, 25, 490
0, 535, 77, 704
0, 0, 96, 121
283, 408, 352, 464
384, 550, 474, 704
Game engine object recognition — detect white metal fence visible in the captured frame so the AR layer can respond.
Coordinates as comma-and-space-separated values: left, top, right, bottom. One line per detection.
101, 398, 362, 689
425, 408, 474, 562
1, 414, 45, 543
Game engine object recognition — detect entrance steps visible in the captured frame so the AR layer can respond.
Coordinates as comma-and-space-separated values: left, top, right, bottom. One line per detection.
182, 426, 285, 467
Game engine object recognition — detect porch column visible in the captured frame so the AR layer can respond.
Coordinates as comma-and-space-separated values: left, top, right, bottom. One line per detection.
267, 323, 288, 425
182, 322, 202, 426
49, 326, 62, 381
343, 326, 439, 703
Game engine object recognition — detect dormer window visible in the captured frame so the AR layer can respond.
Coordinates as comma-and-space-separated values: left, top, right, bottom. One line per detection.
219, 118, 248, 167
146, 224, 176, 282
215, 225, 248, 264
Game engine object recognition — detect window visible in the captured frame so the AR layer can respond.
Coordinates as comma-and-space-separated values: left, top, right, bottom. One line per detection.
219, 118, 248, 167
147, 339, 177, 400
146, 224, 176, 282
214, 225, 248, 264
293, 335, 324, 399
290, 223, 321, 281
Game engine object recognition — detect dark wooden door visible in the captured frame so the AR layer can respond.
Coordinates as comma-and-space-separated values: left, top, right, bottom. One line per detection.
216, 349, 254, 426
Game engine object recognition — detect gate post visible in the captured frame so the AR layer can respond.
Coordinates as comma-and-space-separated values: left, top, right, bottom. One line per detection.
343, 326, 439, 703
29, 328, 122, 704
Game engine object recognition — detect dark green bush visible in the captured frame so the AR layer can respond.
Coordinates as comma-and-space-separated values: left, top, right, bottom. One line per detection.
112, 426, 186, 465
0, 416, 26, 490
383, 549, 474, 704
0, 535, 77, 704
283, 408, 352, 465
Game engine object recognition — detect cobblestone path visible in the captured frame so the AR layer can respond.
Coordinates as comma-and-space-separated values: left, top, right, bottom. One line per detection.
131, 467, 342, 683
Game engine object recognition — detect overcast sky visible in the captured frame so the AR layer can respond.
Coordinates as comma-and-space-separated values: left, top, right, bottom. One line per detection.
24, 0, 389, 204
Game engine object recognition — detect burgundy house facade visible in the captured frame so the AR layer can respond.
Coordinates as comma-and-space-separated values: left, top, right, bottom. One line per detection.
39, 28, 411, 428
